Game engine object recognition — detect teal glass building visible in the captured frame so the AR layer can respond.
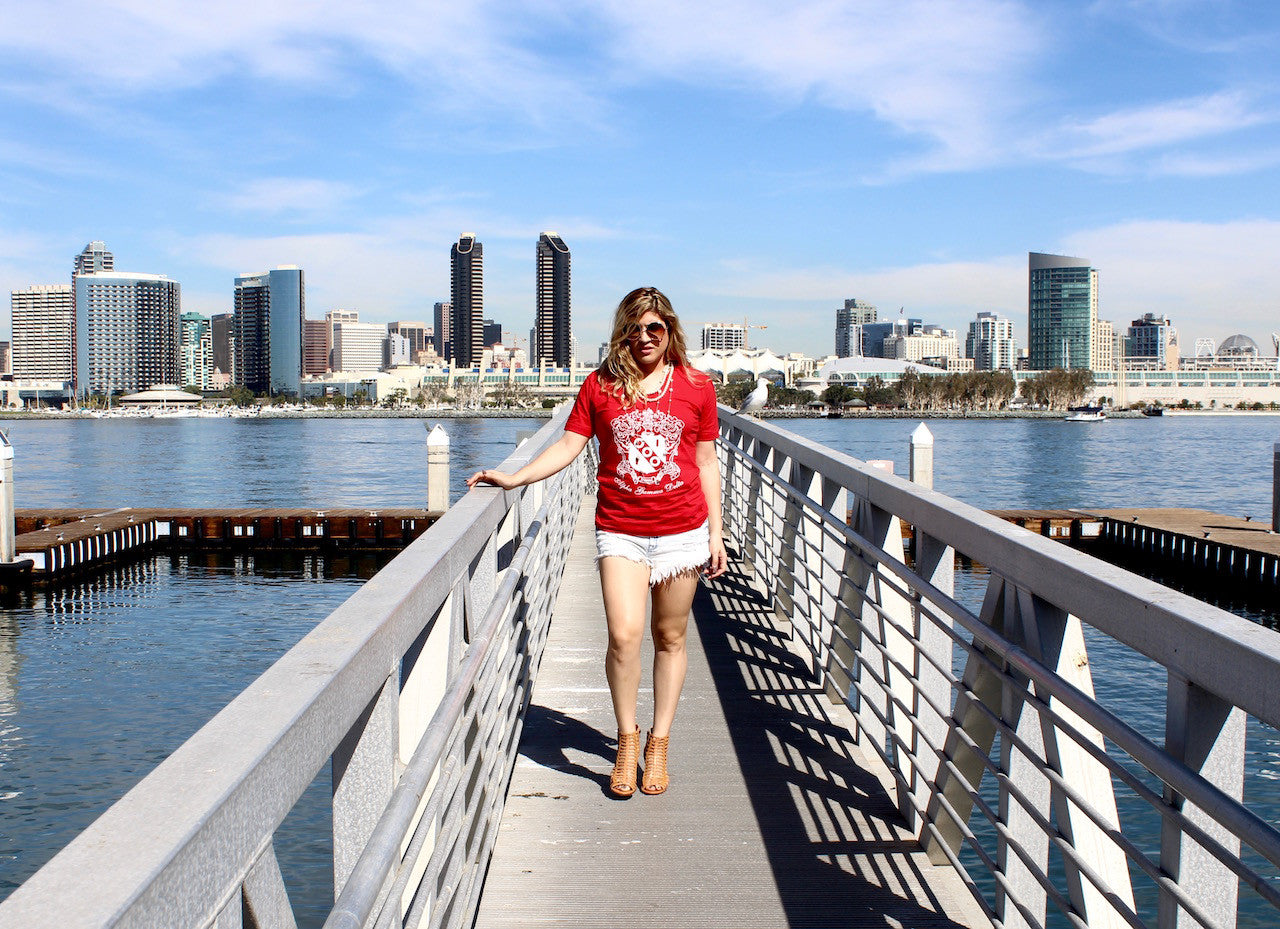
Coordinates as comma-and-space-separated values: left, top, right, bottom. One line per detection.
1028, 252, 1097, 371
234, 267, 304, 396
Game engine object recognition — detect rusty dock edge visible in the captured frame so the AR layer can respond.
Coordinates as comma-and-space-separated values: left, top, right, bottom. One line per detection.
6, 507, 441, 586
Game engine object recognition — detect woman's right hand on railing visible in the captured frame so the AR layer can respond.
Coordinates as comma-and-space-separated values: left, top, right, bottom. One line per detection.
466, 469, 519, 491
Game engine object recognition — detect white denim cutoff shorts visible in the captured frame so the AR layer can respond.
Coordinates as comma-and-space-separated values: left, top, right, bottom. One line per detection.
595, 521, 710, 586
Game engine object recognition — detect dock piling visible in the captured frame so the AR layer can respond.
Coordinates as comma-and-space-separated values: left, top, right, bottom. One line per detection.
427, 423, 450, 513
0, 433, 13, 562
1273, 442, 1278, 532
910, 423, 934, 489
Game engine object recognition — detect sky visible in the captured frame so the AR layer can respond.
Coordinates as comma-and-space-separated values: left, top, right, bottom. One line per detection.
2, 0, 1279, 360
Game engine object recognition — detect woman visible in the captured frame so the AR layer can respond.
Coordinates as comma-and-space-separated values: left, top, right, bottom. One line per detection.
466, 286, 727, 797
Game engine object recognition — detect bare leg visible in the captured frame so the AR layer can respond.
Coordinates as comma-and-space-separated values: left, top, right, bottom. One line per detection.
649, 572, 698, 737
599, 556, 651, 733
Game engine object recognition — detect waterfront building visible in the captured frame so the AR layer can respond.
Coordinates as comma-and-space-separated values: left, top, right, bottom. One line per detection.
180, 312, 212, 390
1028, 252, 1098, 371
433, 302, 452, 360
385, 331, 411, 368
324, 309, 358, 372
883, 324, 960, 364
303, 319, 328, 376
1125, 313, 1179, 370
836, 298, 877, 358
702, 323, 747, 352
211, 312, 235, 381
0, 340, 9, 376
11, 285, 75, 381
234, 267, 304, 396
535, 232, 572, 367
861, 318, 921, 358
1094, 319, 1116, 373
450, 234, 484, 366
71, 242, 114, 389
331, 321, 386, 372
965, 312, 1017, 370
482, 319, 504, 349
75, 271, 182, 395
388, 321, 430, 359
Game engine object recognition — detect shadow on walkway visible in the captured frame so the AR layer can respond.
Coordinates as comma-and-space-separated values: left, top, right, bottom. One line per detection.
693, 567, 973, 928
517, 703, 613, 795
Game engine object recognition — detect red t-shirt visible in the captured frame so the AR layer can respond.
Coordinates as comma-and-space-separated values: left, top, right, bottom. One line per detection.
565, 365, 720, 535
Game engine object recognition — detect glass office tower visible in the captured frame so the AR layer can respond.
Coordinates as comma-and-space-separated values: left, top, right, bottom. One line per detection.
1028, 252, 1098, 371
234, 266, 304, 396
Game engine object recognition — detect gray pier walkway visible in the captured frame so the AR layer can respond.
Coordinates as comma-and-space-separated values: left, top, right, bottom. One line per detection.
474, 498, 988, 929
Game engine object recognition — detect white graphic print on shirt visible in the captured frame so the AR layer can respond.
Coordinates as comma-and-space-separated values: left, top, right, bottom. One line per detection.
609, 407, 684, 493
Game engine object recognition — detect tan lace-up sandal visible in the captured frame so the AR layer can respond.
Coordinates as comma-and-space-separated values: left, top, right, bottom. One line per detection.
641, 730, 670, 795
610, 726, 640, 797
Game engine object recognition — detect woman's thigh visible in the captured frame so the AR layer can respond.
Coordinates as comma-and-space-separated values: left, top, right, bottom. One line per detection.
598, 556, 652, 648
650, 572, 698, 645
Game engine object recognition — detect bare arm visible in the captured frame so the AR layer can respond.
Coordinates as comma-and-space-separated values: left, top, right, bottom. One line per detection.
696, 439, 727, 578
466, 430, 591, 491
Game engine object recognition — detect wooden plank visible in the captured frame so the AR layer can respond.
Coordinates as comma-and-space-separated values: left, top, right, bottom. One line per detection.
474, 499, 989, 929
1093, 507, 1280, 556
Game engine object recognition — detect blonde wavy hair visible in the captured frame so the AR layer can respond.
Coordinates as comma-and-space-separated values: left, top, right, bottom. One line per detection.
600, 286, 701, 407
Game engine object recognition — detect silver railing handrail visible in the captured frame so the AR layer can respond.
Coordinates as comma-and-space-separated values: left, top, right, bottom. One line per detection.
717, 409, 1280, 929
0, 405, 592, 929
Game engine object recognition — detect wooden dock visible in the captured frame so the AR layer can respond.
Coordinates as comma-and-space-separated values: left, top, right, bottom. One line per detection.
474, 499, 988, 929
7, 506, 440, 584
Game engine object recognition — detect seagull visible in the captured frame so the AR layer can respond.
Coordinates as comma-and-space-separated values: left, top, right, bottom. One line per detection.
739, 376, 770, 417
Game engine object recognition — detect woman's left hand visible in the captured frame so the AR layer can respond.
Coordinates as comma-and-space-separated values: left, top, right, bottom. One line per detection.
704, 535, 728, 579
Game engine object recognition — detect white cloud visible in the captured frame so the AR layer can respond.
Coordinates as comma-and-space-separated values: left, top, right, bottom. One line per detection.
216, 178, 363, 218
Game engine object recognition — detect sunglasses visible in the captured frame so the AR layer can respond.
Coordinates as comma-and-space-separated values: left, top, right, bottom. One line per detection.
627, 321, 668, 341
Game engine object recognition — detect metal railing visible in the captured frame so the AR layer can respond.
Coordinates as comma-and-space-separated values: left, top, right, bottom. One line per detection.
718, 411, 1280, 929
0, 406, 592, 929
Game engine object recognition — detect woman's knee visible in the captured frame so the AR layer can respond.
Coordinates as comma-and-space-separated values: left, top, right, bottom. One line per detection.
651, 621, 687, 654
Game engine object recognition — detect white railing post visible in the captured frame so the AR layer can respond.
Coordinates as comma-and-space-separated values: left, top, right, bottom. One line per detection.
0, 432, 14, 562
909, 423, 933, 490
1159, 677, 1246, 929
428, 424, 450, 513
1272, 441, 1278, 532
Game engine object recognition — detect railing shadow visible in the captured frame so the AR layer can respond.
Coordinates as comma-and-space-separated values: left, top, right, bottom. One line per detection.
516, 703, 613, 795
694, 562, 973, 928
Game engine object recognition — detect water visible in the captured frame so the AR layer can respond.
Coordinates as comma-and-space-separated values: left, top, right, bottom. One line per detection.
0, 413, 1277, 925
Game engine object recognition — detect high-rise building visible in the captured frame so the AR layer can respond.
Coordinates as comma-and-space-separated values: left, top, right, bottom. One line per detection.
11, 286, 75, 381
75, 272, 182, 395
450, 234, 483, 366
1028, 252, 1098, 371
965, 312, 1017, 370
0, 341, 10, 376
482, 319, 503, 348
702, 324, 746, 351
535, 232, 571, 367
70, 241, 114, 390
883, 324, 960, 363
1094, 319, 1116, 372
180, 312, 212, 390
234, 267, 304, 396
211, 312, 235, 378
324, 309, 359, 372
303, 319, 329, 376
331, 321, 386, 372
836, 298, 877, 357
388, 321, 430, 359
433, 302, 452, 360
1125, 313, 1179, 371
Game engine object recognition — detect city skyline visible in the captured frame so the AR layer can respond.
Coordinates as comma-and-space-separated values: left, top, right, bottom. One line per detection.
1, 2, 1278, 358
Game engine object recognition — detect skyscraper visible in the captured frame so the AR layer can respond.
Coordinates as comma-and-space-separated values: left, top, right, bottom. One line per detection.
388, 321, 430, 358
180, 312, 213, 390
1028, 252, 1098, 371
303, 318, 329, 376
75, 272, 182, 395
701, 323, 746, 351
535, 232, 571, 367
11, 285, 75, 381
211, 312, 235, 378
71, 241, 114, 390
234, 266, 304, 396
965, 311, 1017, 370
836, 299, 877, 357
433, 302, 452, 360
450, 234, 483, 366
1125, 314, 1178, 370
324, 309, 359, 372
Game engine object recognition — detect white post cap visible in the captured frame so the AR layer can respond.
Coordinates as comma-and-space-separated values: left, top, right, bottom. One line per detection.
911, 423, 934, 447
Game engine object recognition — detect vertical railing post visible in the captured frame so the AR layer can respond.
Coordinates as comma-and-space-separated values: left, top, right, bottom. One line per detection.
908, 424, 952, 836
428, 424, 450, 513
0, 433, 14, 563
1159, 676, 1245, 929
